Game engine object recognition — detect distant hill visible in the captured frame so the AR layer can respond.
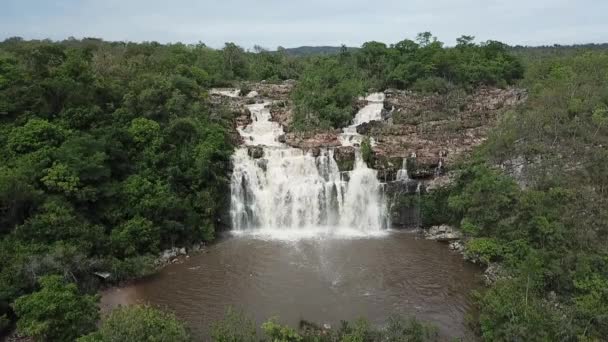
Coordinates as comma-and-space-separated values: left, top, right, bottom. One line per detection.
279, 46, 359, 56
276, 43, 608, 57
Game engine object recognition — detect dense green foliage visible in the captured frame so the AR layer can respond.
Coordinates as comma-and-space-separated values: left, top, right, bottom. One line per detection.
422, 49, 608, 340
291, 33, 523, 130
1, 33, 606, 341
0, 37, 303, 338
12, 275, 99, 341
212, 309, 438, 342
79, 305, 190, 342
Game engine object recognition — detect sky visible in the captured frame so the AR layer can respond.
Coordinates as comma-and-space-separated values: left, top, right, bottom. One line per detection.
2, 0, 608, 49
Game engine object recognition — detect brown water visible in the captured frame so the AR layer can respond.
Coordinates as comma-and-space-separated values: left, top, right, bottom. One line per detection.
101, 231, 481, 340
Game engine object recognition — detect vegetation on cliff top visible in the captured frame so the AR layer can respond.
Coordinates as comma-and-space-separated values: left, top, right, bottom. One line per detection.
421, 49, 608, 340
290, 33, 524, 131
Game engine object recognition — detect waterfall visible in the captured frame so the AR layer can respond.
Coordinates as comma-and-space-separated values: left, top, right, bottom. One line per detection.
229, 94, 389, 238
339, 93, 385, 147
396, 158, 409, 182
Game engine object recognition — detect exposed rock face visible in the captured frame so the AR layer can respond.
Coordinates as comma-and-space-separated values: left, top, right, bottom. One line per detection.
270, 101, 294, 130
246, 84, 527, 184
424, 225, 462, 241
384, 180, 424, 228
371, 87, 527, 178
284, 131, 342, 149
220, 82, 526, 175
333, 146, 355, 171
247, 146, 264, 159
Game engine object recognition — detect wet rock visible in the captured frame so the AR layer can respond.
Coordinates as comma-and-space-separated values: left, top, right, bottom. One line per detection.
340, 171, 350, 182
159, 248, 179, 265
256, 159, 268, 172
424, 225, 462, 241
449, 240, 465, 253
333, 146, 355, 171
247, 146, 264, 159
389, 191, 423, 228
277, 134, 287, 143
356, 120, 384, 135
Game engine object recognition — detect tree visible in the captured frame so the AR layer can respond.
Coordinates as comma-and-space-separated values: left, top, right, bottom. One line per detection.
8, 119, 66, 155
110, 216, 160, 257
12, 275, 99, 341
78, 305, 190, 342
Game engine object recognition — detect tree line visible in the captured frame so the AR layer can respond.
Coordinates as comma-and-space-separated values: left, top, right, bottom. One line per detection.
2, 34, 604, 341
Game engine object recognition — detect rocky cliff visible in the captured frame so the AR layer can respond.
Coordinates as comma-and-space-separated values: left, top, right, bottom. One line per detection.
212, 81, 528, 228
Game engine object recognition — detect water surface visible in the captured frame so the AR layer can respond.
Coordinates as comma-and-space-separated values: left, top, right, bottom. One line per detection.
102, 231, 480, 340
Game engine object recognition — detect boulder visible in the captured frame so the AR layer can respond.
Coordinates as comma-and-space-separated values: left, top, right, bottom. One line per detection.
247, 146, 264, 159
449, 240, 465, 253
333, 146, 355, 171
424, 225, 462, 241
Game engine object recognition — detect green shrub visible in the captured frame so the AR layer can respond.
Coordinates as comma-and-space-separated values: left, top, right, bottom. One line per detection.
262, 319, 303, 342
464, 237, 503, 265
361, 137, 373, 166
12, 275, 99, 342
79, 305, 190, 342
211, 308, 258, 342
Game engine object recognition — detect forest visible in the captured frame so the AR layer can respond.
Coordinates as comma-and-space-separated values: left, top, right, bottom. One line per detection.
0, 33, 606, 341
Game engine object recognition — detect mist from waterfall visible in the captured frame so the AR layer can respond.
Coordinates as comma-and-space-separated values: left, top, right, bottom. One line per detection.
229, 93, 389, 239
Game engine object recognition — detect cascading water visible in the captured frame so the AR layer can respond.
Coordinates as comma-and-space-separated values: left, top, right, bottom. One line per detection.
229, 93, 389, 238
396, 158, 409, 182
339, 93, 385, 147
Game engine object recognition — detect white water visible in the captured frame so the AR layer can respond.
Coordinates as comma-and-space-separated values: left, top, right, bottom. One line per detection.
396, 158, 409, 182
237, 102, 284, 147
230, 95, 389, 239
210, 88, 241, 98
339, 93, 385, 147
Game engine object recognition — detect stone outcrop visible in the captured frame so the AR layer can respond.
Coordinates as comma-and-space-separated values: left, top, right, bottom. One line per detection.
370, 87, 527, 179
424, 225, 462, 241
333, 146, 355, 171
217, 82, 526, 176
284, 131, 342, 149
247, 146, 264, 159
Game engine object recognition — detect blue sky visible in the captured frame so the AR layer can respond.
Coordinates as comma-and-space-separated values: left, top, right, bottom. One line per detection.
2, 0, 607, 49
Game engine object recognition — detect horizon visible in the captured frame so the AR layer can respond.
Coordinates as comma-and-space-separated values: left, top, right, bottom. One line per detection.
3, 0, 608, 50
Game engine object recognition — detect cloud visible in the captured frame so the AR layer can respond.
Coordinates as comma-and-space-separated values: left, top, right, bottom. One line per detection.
1, 0, 607, 48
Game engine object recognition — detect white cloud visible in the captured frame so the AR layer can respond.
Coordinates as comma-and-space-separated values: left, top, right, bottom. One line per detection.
1, 0, 607, 48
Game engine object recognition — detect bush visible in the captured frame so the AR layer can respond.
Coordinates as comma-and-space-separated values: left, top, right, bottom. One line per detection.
411, 77, 452, 94
464, 237, 503, 265
12, 275, 99, 341
360, 137, 373, 166
78, 305, 190, 342
211, 308, 258, 342
476, 278, 563, 341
